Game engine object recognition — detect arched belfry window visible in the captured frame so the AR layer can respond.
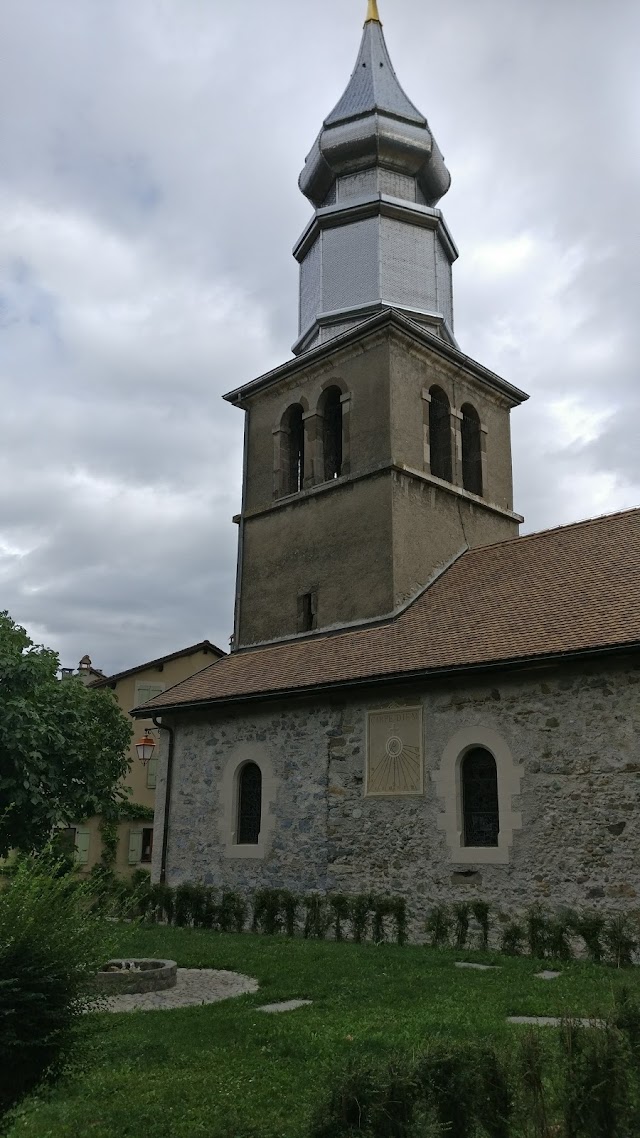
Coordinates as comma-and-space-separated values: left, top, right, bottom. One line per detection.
237, 762, 262, 845
461, 403, 483, 496
429, 386, 452, 482
462, 748, 499, 847
281, 404, 305, 494
320, 386, 343, 481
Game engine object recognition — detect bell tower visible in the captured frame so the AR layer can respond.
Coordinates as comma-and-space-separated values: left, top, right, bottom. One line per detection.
227, 3, 528, 650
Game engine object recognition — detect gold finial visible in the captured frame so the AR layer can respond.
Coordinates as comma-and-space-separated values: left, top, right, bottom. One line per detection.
365, 0, 381, 23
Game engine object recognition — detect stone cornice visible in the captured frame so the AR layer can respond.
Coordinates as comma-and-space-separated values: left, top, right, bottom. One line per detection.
242, 460, 523, 525
223, 309, 529, 409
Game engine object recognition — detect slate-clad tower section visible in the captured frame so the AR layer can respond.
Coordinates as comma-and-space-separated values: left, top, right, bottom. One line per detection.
226, 3, 528, 650
294, 4, 457, 356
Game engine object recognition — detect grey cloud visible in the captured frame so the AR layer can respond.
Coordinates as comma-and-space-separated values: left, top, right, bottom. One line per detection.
0, 0, 638, 674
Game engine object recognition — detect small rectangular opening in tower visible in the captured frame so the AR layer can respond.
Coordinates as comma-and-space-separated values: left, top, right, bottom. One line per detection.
298, 590, 318, 633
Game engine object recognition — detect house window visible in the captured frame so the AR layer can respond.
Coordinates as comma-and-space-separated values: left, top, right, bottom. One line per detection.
237, 763, 262, 845
281, 404, 305, 494
320, 386, 343, 481
298, 590, 318, 633
462, 748, 499, 847
141, 827, 154, 864
428, 386, 452, 482
461, 403, 483, 496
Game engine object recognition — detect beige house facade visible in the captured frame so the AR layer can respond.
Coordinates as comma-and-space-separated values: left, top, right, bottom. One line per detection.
66, 641, 223, 876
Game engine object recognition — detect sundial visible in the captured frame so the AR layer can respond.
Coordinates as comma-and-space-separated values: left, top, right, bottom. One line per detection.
366, 708, 423, 796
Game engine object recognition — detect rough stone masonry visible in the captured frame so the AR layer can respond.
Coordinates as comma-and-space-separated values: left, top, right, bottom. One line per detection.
154, 656, 640, 935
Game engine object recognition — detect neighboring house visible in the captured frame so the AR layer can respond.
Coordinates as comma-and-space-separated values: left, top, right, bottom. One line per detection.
63, 641, 224, 875
132, 6, 640, 925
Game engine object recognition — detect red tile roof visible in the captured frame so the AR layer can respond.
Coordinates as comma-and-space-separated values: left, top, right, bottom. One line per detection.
136, 509, 640, 715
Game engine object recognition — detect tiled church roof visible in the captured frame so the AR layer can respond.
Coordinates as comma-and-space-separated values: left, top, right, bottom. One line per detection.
135, 508, 640, 715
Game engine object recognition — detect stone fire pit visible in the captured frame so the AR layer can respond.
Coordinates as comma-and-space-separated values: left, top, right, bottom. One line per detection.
95, 959, 177, 996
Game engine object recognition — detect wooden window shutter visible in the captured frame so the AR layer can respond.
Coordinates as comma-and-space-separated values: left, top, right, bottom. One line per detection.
146, 757, 158, 790
128, 829, 143, 864
136, 684, 164, 706
75, 831, 90, 865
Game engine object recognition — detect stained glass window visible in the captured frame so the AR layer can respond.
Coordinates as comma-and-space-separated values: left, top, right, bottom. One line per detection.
462, 748, 499, 847
237, 763, 262, 845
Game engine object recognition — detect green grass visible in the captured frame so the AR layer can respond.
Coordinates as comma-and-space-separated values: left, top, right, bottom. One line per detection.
7, 925, 640, 1138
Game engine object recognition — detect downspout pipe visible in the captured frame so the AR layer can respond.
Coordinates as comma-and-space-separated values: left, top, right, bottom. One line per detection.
153, 716, 175, 885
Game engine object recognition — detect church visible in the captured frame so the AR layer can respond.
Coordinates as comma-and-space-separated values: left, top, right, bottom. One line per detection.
137, 1, 640, 928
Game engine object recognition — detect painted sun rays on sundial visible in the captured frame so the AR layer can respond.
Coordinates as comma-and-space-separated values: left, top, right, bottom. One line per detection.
369, 736, 422, 793
366, 708, 424, 795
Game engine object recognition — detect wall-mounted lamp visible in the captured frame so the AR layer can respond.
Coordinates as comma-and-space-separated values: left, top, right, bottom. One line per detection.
135, 730, 157, 765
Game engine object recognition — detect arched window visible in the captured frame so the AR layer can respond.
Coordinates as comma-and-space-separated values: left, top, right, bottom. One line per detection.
281, 404, 305, 494
461, 404, 483, 496
237, 763, 262, 845
428, 386, 452, 482
462, 748, 499, 847
320, 386, 343, 481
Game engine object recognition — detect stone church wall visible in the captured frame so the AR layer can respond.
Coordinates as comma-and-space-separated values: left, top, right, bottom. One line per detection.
158, 655, 640, 933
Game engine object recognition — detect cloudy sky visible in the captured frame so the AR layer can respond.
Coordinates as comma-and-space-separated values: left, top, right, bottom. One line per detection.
1, 0, 638, 677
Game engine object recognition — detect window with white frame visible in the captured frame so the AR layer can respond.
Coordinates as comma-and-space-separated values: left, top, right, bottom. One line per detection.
432, 727, 523, 865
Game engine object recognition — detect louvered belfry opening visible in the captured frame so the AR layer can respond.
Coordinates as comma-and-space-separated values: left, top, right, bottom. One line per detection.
462, 748, 499, 847
282, 404, 305, 494
321, 386, 343, 481
461, 403, 483, 496
429, 386, 452, 482
237, 762, 262, 845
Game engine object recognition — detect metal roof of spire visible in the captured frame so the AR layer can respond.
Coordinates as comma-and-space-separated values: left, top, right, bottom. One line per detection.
299, 5, 451, 210
325, 7, 425, 128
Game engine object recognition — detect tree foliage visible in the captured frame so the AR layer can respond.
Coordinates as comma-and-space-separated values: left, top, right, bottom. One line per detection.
0, 611, 132, 855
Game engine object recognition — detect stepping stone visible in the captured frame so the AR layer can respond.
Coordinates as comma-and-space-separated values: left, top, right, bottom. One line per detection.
535, 971, 562, 981
257, 999, 312, 1014
455, 962, 499, 972
507, 1016, 604, 1029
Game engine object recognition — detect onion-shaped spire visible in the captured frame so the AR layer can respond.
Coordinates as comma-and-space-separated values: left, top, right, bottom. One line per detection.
299, 11, 450, 208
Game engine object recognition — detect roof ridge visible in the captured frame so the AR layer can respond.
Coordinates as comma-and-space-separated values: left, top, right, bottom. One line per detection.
465, 504, 640, 556
92, 639, 225, 688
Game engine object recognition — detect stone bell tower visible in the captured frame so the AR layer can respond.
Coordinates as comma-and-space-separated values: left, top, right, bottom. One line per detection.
227, 1, 528, 650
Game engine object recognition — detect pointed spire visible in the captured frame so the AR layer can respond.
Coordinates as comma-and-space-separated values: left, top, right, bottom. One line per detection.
365, 0, 381, 23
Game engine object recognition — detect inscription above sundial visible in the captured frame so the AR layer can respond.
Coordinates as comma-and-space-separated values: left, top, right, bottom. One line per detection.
366, 708, 424, 796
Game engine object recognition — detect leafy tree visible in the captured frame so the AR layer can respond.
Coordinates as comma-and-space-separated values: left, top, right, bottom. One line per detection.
0, 611, 132, 855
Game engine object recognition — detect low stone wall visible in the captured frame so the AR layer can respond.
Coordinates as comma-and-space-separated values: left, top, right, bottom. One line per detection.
95, 959, 177, 996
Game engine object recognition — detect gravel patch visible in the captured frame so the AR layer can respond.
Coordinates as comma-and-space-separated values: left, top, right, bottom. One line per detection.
91, 968, 258, 1013
535, 971, 562, 981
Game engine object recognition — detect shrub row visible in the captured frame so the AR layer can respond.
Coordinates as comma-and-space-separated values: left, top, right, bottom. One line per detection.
251, 889, 407, 944
88, 870, 640, 962
312, 990, 640, 1137
425, 901, 639, 966
120, 878, 408, 945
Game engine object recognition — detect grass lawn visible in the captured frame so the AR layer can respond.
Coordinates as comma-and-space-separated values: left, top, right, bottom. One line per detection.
7, 924, 640, 1138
